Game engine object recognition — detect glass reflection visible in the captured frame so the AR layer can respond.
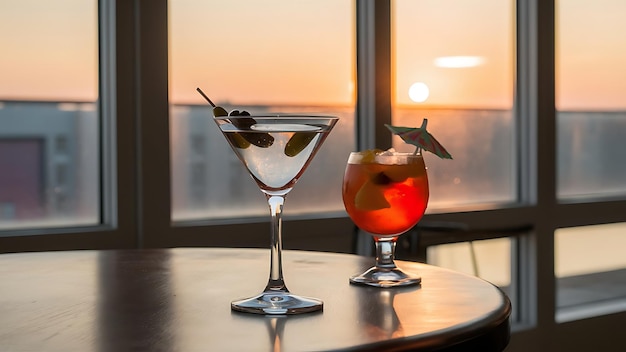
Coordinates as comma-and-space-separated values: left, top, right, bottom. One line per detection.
266, 316, 287, 352
357, 286, 419, 340
97, 251, 175, 352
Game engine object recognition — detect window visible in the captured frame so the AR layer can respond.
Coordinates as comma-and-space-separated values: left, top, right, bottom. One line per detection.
555, 0, 626, 324
169, 0, 356, 222
393, 0, 515, 208
556, 0, 626, 200
0, 1, 100, 229
555, 223, 626, 322
428, 237, 512, 288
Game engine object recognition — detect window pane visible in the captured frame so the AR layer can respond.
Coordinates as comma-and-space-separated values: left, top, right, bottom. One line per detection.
426, 237, 517, 321
169, 0, 355, 221
0, 1, 99, 230
427, 238, 512, 288
557, 0, 626, 200
555, 223, 626, 322
393, 0, 515, 209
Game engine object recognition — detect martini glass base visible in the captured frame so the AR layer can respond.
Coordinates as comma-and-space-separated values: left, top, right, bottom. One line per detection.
231, 291, 323, 315
350, 267, 421, 288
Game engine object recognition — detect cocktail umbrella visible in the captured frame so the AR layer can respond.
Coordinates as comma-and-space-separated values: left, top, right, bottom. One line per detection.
385, 119, 452, 159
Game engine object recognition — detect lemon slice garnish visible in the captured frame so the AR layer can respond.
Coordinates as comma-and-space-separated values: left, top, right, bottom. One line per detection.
354, 181, 390, 211
361, 149, 383, 163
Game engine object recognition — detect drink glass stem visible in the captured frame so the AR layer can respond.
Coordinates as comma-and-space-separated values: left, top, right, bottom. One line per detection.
265, 195, 288, 293
375, 238, 398, 270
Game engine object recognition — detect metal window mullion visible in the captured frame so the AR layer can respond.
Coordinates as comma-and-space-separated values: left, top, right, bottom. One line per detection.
515, 0, 537, 332
102, 0, 139, 248
133, 0, 171, 248
100, 0, 116, 228
517, 0, 558, 343
534, 0, 557, 339
356, 0, 392, 151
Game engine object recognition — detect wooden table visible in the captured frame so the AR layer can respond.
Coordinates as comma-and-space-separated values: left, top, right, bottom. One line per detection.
0, 248, 510, 351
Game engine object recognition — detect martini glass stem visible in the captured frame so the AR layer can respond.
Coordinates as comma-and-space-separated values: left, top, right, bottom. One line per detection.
375, 238, 398, 270
265, 195, 288, 292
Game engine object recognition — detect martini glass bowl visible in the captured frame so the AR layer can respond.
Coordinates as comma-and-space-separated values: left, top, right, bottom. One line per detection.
214, 114, 338, 314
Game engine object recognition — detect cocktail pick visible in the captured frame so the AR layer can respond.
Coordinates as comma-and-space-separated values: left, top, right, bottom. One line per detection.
196, 87, 215, 107
385, 119, 452, 159
196, 87, 228, 117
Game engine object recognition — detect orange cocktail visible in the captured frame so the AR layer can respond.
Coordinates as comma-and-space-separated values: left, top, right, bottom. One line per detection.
342, 150, 429, 287
343, 151, 429, 237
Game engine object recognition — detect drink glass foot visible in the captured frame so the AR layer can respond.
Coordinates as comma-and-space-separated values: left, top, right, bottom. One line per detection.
350, 267, 421, 288
231, 291, 323, 315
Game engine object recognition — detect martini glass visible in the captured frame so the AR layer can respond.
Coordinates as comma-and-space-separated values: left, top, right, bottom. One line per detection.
214, 114, 338, 314
342, 151, 429, 287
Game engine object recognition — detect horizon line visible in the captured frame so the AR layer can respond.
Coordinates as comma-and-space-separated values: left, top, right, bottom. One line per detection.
1, 99, 625, 113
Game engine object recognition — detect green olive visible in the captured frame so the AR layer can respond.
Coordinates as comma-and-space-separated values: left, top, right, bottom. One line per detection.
230, 110, 255, 128
227, 133, 251, 149
213, 106, 228, 117
229, 109, 251, 116
284, 132, 316, 157
242, 132, 274, 148
229, 109, 274, 148
212, 107, 250, 148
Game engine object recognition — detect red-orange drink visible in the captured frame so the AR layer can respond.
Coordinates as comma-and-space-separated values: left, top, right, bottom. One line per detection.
342, 151, 429, 237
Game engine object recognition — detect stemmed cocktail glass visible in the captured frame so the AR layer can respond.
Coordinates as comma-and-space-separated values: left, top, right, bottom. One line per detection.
342, 150, 429, 287
213, 112, 338, 314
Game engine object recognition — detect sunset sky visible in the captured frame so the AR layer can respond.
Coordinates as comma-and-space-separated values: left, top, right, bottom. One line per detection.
0, 0, 98, 102
1, 0, 625, 110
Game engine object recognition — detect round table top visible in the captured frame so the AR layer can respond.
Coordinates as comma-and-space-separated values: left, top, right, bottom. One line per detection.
0, 248, 510, 351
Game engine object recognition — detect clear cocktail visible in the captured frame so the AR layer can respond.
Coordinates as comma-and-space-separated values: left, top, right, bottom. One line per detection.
214, 114, 338, 314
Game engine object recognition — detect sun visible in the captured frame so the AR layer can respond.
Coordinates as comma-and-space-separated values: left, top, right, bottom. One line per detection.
408, 82, 429, 103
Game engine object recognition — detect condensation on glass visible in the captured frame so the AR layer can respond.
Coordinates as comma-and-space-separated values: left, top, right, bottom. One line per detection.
0, 1, 99, 230
393, 0, 515, 209
169, 0, 356, 221
557, 0, 626, 200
